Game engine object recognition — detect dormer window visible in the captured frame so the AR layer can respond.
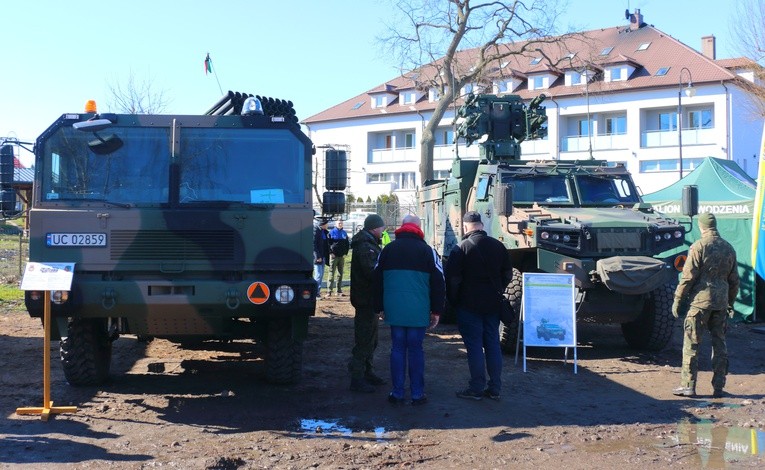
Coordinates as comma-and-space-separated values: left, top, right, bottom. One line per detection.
401, 91, 417, 105
463, 83, 475, 95
373, 95, 386, 108
611, 68, 623, 80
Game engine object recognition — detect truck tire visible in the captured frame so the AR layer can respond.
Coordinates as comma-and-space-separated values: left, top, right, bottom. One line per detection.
621, 283, 676, 350
60, 319, 112, 386
265, 318, 303, 384
500, 268, 523, 354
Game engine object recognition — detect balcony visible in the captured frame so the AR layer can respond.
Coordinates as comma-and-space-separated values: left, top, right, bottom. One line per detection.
369, 147, 418, 163
640, 127, 715, 148
520, 139, 550, 156
560, 134, 628, 152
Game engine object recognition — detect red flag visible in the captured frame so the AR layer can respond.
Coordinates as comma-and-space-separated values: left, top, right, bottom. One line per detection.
204, 53, 212, 75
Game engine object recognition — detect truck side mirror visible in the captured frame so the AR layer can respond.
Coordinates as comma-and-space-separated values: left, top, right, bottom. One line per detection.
494, 183, 513, 217
681, 185, 698, 217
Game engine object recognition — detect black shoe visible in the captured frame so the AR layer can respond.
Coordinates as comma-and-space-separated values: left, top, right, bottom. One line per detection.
365, 373, 387, 386
349, 378, 375, 393
672, 386, 696, 397
456, 388, 483, 401
411, 395, 428, 406
712, 389, 726, 398
387, 393, 405, 405
337, 292, 345, 297
483, 389, 501, 401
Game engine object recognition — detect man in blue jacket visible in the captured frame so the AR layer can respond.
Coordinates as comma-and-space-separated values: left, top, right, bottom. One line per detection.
373, 214, 445, 406
327, 220, 350, 297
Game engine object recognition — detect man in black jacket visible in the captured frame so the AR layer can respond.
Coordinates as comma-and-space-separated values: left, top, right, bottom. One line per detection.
313, 218, 330, 299
445, 211, 513, 401
348, 214, 386, 392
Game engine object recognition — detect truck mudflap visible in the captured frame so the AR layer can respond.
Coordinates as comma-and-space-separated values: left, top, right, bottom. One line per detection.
595, 256, 671, 295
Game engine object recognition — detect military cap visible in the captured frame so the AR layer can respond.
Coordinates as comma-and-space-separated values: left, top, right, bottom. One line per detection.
698, 213, 716, 229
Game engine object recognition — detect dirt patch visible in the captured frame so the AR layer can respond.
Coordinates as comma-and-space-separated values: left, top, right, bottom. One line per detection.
1, 298, 764, 469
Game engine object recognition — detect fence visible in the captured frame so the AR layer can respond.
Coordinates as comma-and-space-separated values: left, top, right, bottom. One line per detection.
345, 202, 418, 230
0, 227, 28, 281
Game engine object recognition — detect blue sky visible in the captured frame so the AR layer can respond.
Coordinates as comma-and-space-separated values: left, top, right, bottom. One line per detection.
1, 0, 740, 166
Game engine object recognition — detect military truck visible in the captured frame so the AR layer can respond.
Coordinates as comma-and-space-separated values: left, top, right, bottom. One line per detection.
419, 94, 687, 352
1, 91, 346, 386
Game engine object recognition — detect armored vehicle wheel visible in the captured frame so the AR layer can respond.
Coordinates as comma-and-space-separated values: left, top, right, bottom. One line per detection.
621, 283, 676, 350
60, 318, 113, 386
500, 268, 523, 354
265, 318, 303, 384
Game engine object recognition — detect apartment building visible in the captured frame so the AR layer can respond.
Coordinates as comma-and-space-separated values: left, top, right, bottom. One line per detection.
303, 10, 763, 204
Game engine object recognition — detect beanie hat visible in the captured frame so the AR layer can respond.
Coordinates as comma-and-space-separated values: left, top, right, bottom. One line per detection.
364, 213, 385, 230
463, 211, 482, 223
698, 213, 716, 229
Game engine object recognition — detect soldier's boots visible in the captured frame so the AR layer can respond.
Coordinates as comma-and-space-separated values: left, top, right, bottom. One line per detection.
672, 386, 696, 397
364, 372, 387, 386
350, 378, 375, 393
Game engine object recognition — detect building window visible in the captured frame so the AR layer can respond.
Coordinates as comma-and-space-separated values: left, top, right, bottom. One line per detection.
496, 80, 511, 93
577, 118, 591, 137
402, 91, 416, 104
373, 95, 385, 108
404, 133, 415, 148
530, 57, 542, 65
434, 170, 449, 179
384, 135, 393, 149
366, 172, 416, 190
640, 158, 703, 173
655, 67, 670, 76
531, 76, 544, 89
351, 101, 364, 110
688, 109, 713, 129
436, 129, 454, 146
604, 115, 626, 135
600, 46, 614, 56
659, 112, 678, 131
610, 67, 623, 81
637, 42, 651, 51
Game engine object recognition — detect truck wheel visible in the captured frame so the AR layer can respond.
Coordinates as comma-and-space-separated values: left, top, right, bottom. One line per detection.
60, 319, 113, 386
500, 268, 523, 354
265, 318, 303, 384
621, 283, 676, 350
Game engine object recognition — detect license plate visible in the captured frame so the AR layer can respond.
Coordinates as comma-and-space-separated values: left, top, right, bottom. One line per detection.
47, 233, 107, 247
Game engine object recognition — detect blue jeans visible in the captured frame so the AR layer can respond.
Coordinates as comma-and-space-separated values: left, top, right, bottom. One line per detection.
457, 307, 502, 394
389, 326, 426, 400
313, 262, 325, 295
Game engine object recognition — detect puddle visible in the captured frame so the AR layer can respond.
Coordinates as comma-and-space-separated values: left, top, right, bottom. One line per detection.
299, 419, 392, 441
665, 420, 765, 467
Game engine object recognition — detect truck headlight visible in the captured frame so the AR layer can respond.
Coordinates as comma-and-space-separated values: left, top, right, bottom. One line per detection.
674, 230, 683, 238
51, 291, 69, 305
275, 285, 294, 304
540, 231, 549, 240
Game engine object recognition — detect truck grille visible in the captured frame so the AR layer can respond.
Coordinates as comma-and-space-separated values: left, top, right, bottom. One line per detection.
110, 230, 235, 261
596, 230, 642, 252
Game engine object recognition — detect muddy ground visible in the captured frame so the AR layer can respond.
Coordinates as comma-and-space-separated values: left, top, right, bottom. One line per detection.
1, 296, 764, 469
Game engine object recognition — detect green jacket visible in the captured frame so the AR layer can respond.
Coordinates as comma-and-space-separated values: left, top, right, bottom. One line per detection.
675, 228, 739, 310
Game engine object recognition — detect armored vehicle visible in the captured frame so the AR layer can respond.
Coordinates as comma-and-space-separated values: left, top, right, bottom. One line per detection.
3, 92, 343, 386
419, 94, 687, 352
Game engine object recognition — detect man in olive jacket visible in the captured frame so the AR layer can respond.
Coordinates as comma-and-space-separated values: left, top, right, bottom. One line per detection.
672, 213, 739, 398
348, 214, 386, 393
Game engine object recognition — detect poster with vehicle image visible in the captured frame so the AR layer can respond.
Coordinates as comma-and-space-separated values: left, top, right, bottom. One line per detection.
522, 272, 576, 347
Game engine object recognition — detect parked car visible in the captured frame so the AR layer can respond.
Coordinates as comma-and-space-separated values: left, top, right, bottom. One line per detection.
343, 211, 375, 233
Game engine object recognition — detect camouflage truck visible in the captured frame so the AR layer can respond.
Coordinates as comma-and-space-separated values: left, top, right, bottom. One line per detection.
419, 94, 688, 352
1, 91, 345, 386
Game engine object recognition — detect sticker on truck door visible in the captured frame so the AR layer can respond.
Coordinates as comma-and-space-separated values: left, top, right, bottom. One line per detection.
247, 282, 270, 305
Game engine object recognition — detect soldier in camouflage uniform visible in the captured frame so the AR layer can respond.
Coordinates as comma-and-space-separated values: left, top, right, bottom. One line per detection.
348, 214, 387, 393
672, 213, 739, 398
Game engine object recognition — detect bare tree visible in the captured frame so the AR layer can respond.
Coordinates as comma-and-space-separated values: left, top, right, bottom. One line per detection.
378, 0, 572, 183
730, 0, 765, 117
106, 71, 170, 114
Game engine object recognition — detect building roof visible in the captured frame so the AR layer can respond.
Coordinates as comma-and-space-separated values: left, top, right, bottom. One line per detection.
304, 22, 737, 125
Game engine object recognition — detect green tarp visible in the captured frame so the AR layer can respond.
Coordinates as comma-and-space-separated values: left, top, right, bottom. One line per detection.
643, 157, 756, 320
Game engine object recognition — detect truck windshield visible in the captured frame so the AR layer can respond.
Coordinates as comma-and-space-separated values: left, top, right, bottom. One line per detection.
39, 125, 306, 205
500, 174, 572, 204
575, 174, 640, 205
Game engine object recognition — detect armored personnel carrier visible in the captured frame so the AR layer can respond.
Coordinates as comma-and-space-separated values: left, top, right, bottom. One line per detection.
3, 92, 345, 385
419, 94, 687, 351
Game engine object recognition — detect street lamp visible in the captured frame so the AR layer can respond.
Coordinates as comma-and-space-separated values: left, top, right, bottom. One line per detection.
677, 67, 696, 179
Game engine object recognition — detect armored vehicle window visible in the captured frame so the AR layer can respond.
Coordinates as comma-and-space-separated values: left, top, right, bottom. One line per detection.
41, 127, 170, 204
575, 175, 639, 205
500, 174, 570, 204
476, 175, 491, 200
179, 128, 305, 204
